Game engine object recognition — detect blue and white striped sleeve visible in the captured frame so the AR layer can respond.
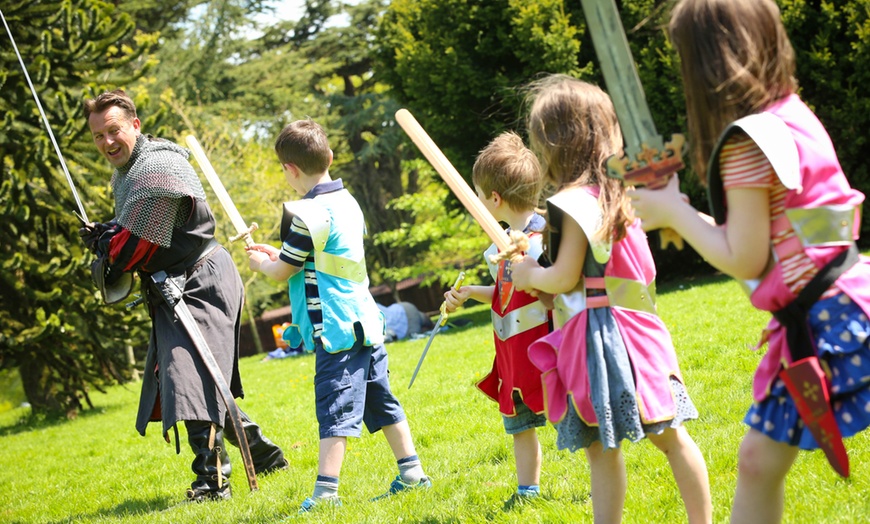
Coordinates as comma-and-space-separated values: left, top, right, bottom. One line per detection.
278, 215, 314, 267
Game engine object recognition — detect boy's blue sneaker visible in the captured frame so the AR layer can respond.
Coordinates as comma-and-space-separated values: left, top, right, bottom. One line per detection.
516, 486, 540, 498
298, 495, 341, 513
372, 475, 432, 500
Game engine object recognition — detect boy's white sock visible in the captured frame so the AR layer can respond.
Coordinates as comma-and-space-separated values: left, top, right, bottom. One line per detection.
397, 454, 425, 484
312, 475, 339, 499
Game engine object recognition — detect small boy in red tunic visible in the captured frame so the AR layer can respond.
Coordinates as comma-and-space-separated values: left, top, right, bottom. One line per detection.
443, 132, 551, 502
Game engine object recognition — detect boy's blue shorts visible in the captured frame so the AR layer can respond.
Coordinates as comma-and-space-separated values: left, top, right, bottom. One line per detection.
314, 338, 406, 439
502, 393, 547, 435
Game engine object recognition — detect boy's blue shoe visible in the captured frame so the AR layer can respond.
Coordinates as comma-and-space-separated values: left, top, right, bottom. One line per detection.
516, 486, 540, 498
298, 495, 341, 513
372, 475, 432, 500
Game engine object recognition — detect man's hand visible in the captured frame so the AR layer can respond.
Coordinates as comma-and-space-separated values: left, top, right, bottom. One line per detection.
78, 222, 103, 252
78, 220, 119, 254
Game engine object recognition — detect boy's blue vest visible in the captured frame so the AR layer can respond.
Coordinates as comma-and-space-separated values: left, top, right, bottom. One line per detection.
281, 189, 385, 353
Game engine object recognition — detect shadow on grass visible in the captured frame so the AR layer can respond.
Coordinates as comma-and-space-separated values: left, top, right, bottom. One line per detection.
498, 491, 590, 515
0, 402, 126, 438
34, 495, 176, 524
452, 304, 492, 327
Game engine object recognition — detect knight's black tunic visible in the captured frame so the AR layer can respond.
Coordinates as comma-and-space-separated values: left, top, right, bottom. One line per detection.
105, 135, 244, 436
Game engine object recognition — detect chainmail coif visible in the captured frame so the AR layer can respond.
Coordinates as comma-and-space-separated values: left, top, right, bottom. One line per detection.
111, 135, 206, 248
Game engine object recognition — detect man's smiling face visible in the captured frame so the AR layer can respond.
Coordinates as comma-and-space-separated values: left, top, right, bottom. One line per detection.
88, 105, 141, 168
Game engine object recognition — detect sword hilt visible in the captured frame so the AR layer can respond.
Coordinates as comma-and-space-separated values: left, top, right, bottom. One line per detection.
439, 271, 466, 324
607, 134, 687, 250
229, 222, 259, 245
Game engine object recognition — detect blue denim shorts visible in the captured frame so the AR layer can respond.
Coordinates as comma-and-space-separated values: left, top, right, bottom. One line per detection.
502, 393, 547, 435
314, 337, 406, 439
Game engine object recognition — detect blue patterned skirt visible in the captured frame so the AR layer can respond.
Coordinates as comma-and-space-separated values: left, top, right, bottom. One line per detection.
745, 293, 870, 449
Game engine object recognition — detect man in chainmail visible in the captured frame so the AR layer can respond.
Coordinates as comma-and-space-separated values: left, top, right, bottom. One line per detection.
80, 89, 287, 502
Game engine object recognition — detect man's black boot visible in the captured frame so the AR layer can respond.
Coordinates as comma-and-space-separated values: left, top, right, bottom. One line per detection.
224, 408, 288, 476
185, 420, 232, 502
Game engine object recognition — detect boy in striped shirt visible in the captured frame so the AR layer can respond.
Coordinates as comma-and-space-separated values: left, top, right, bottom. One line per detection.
247, 119, 430, 513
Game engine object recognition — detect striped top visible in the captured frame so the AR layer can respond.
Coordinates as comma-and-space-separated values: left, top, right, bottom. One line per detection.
280, 213, 323, 341
720, 134, 829, 296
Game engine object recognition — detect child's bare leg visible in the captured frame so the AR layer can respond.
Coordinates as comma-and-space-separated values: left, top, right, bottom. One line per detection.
584, 441, 626, 524
305, 436, 346, 503
318, 436, 347, 477
381, 420, 427, 486
382, 420, 417, 460
647, 427, 712, 524
730, 428, 798, 524
513, 428, 542, 487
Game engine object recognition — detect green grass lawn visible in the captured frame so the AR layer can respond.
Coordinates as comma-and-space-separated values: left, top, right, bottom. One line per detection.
1, 275, 869, 523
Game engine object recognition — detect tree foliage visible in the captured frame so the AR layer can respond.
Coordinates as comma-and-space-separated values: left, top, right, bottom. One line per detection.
0, 0, 159, 415
372, 160, 491, 290
149, 0, 272, 109
779, 0, 870, 238
242, 0, 444, 296
377, 0, 585, 176
4, 0, 870, 416
377, 0, 870, 279
299, 1, 415, 289
110, 0, 198, 41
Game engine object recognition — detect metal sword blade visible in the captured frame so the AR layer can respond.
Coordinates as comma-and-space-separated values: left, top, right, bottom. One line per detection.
407, 271, 465, 389
408, 315, 444, 389
1, 8, 89, 222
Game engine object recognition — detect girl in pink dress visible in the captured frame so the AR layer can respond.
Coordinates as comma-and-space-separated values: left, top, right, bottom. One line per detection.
511, 74, 711, 524
630, 1, 870, 522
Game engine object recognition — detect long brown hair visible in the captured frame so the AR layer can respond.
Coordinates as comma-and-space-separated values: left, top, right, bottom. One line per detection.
669, 0, 797, 183
526, 74, 631, 242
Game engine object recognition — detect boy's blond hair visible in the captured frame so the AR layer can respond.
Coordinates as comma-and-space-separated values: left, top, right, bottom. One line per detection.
472, 131, 543, 212
274, 119, 331, 175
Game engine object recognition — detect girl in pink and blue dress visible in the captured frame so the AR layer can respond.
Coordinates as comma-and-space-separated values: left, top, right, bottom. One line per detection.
630, 1, 870, 522
510, 74, 711, 524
